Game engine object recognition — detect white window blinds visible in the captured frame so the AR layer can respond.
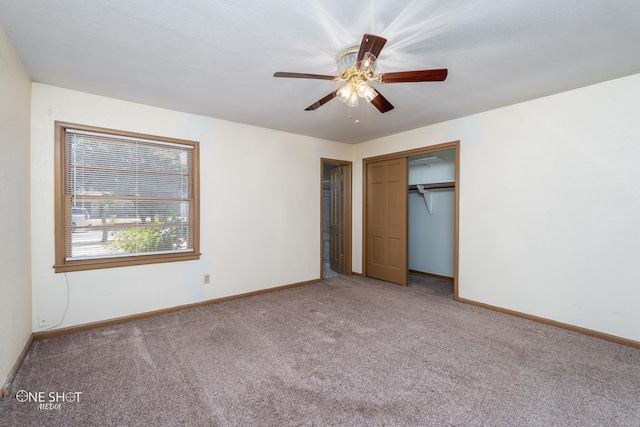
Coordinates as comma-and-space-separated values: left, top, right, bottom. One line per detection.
63, 128, 196, 262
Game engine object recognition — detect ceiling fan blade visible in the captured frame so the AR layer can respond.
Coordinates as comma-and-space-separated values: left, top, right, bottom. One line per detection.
379, 69, 448, 83
274, 72, 339, 81
305, 91, 338, 111
356, 34, 387, 69
370, 89, 394, 113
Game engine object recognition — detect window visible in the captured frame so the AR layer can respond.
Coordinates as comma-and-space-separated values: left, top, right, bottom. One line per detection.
54, 122, 200, 272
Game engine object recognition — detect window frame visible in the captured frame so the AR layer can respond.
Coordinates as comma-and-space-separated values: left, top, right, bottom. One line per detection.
54, 121, 200, 273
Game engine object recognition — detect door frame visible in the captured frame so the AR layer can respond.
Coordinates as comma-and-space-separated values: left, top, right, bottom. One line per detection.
321, 158, 353, 278
362, 141, 460, 299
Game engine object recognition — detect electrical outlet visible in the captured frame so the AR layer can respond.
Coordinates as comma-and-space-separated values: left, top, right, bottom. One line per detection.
38, 315, 48, 328
203, 274, 210, 284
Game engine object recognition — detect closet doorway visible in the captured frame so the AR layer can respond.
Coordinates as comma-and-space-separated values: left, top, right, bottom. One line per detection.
321, 159, 352, 279
363, 141, 459, 298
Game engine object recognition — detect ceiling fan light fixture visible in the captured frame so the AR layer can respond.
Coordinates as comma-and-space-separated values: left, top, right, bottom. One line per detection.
356, 81, 377, 103
336, 83, 354, 103
356, 52, 377, 71
346, 91, 359, 108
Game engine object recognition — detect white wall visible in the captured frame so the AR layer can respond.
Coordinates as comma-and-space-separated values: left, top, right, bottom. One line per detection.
30, 83, 352, 330
0, 28, 32, 388
353, 73, 640, 342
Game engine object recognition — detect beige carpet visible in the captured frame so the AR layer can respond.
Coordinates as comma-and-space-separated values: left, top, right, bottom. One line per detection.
1, 274, 639, 426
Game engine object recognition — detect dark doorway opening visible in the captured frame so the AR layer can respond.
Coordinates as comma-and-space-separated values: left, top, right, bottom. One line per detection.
321, 159, 352, 279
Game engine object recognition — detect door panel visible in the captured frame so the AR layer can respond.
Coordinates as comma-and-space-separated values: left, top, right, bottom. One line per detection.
388, 237, 401, 269
329, 166, 343, 273
372, 236, 384, 266
371, 182, 384, 225
366, 158, 408, 286
388, 181, 401, 225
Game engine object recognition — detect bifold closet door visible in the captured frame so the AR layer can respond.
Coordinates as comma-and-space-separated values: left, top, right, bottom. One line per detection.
366, 157, 408, 286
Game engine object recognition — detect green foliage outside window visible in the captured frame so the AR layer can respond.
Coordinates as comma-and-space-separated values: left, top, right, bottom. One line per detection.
108, 216, 187, 254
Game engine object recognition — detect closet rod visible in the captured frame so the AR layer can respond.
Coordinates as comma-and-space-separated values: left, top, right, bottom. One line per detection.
408, 182, 455, 191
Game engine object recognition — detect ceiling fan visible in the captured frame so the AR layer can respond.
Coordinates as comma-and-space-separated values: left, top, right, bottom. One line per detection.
274, 34, 448, 113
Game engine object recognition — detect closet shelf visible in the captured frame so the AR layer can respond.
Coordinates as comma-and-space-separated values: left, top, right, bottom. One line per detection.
408, 156, 443, 167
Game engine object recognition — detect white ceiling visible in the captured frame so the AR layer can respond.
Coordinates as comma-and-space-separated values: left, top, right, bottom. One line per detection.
1, 0, 639, 144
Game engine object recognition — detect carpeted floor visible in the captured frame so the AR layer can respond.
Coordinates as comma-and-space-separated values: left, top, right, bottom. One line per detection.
1, 274, 639, 426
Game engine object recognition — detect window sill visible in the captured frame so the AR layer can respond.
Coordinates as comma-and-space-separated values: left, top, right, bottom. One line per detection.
53, 252, 201, 273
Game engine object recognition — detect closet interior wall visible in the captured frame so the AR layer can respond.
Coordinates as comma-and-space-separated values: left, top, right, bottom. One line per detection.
408, 149, 456, 278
